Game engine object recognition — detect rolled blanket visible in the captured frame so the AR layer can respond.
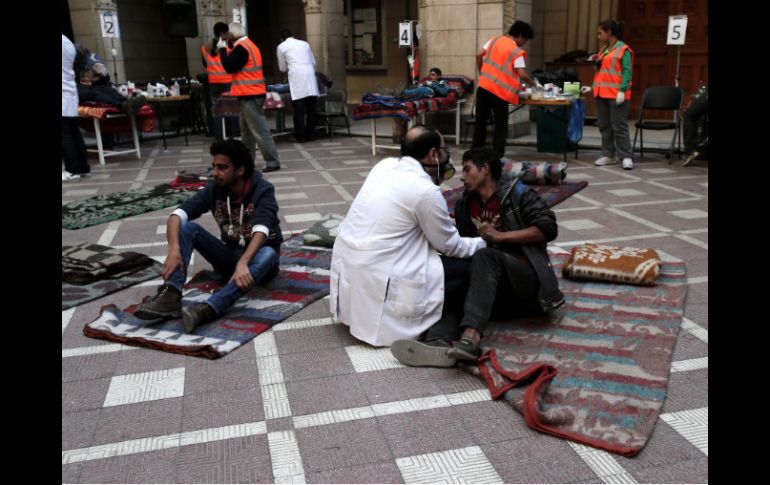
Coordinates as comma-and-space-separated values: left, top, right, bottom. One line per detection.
502, 160, 567, 185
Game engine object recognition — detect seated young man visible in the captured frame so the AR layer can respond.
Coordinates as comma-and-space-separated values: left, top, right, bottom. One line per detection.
133, 138, 283, 332
391, 146, 565, 366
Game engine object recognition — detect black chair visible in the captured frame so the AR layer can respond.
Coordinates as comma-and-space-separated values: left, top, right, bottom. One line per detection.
317, 88, 351, 139
632, 86, 684, 162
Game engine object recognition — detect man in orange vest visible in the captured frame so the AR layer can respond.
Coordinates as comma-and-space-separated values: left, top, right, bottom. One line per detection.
472, 21, 538, 158
218, 22, 281, 172
202, 22, 234, 141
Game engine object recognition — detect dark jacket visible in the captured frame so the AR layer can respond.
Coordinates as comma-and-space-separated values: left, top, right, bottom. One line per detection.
455, 176, 565, 312
178, 171, 283, 250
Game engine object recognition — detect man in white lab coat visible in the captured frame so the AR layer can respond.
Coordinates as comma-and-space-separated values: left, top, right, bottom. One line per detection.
330, 126, 487, 353
276, 30, 319, 142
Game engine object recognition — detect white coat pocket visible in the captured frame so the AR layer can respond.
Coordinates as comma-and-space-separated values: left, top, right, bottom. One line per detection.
388, 276, 427, 320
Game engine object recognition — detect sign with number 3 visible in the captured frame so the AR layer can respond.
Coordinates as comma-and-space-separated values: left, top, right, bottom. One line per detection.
667, 15, 687, 45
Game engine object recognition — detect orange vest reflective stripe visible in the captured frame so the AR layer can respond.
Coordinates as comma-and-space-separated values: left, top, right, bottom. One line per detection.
592, 42, 634, 100
230, 37, 266, 97
478, 36, 526, 105
201, 44, 232, 84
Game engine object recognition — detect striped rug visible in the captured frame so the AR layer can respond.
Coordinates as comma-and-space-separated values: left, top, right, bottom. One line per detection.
83, 237, 331, 358
469, 253, 687, 456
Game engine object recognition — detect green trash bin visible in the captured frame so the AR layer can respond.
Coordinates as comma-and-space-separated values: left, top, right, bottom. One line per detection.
536, 105, 568, 154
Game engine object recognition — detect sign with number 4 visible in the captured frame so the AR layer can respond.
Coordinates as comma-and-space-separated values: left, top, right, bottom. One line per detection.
399, 22, 412, 47
667, 15, 688, 45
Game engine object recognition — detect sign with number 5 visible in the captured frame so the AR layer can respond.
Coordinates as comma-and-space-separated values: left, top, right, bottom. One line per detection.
667, 15, 687, 45
99, 10, 120, 39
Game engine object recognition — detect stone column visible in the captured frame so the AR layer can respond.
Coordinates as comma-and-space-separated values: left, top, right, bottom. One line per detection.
187, 0, 230, 79
304, 0, 347, 92
69, 0, 126, 83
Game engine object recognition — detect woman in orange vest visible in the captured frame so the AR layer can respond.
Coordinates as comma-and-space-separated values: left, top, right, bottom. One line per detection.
202, 22, 235, 141
592, 19, 635, 170
473, 21, 538, 158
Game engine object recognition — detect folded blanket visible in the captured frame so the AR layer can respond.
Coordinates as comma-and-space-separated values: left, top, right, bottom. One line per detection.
562, 243, 661, 286
62, 243, 154, 285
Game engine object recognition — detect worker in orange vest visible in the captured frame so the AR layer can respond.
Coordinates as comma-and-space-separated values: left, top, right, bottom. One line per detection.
218, 22, 281, 172
202, 22, 235, 141
592, 19, 635, 170
473, 21, 539, 158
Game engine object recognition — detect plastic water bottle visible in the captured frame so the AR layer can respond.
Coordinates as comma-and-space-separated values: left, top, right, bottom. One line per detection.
172, 80, 180, 96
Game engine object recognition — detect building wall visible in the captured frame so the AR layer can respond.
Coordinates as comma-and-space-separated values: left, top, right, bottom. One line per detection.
345, 0, 412, 104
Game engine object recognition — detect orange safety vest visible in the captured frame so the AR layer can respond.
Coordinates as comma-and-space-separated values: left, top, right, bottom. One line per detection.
201, 44, 232, 84
592, 41, 634, 100
478, 36, 526, 105
230, 37, 266, 97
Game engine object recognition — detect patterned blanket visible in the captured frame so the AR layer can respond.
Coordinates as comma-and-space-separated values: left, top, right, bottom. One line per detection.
62, 243, 154, 285
63, 262, 163, 311
78, 103, 156, 133
62, 184, 196, 230
352, 91, 460, 121
466, 254, 687, 456
83, 237, 332, 358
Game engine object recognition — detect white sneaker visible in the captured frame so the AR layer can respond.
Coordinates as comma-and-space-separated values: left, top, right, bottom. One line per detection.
62, 171, 81, 181
622, 158, 634, 170
594, 156, 617, 166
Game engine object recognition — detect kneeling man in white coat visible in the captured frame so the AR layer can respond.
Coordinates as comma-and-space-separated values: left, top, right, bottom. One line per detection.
330, 126, 486, 356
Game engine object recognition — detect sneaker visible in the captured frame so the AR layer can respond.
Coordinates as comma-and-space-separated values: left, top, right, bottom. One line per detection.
594, 156, 617, 166
134, 284, 182, 320
62, 171, 80, 181
446, 338, 483, 362
263, 164, 281, 173
390, 339, 456, 367
682, 150, 699, 167
622, 157, 634, 170
181, 302, 218, 332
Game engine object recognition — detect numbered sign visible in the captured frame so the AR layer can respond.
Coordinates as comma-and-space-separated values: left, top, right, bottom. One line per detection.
399, 22, 412, 47
99, 10, 120, 38
233, 5, 247, 32
667, 15, 688, 45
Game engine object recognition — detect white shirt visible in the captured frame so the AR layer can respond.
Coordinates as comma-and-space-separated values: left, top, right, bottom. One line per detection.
62, 35, 78, 117
330, 156, 486, 346
483, 38, 526, 68
276, 37, 319, 100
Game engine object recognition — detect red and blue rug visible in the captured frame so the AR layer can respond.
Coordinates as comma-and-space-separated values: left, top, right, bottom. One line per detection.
467, 253, 688, 456
83, 237, 331, 358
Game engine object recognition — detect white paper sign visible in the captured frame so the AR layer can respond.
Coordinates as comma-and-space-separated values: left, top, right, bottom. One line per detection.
667, 15, 688, 45
99, 10, 120, 38
233, 5, 247, 32
399, 22, 412, 47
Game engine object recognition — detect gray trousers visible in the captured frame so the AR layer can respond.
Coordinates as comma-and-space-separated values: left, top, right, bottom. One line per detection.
239, 97, 280, 166
595, 97, 633, 159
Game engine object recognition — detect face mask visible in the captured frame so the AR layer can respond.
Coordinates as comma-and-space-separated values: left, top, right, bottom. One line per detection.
420, 152, 456, 185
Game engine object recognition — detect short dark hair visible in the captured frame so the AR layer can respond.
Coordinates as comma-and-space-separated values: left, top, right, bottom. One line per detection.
214, 22, 229, 37
598, 19, 621, 37
462, 146, 502, 181
509, 20, 534, 39
210, 138, 254, 178
280, 29, 293, 40
400, 126, 442, 160
429, 67, 442, 77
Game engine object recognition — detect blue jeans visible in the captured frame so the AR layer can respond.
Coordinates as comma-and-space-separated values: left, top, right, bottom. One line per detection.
166, 221, 279, 315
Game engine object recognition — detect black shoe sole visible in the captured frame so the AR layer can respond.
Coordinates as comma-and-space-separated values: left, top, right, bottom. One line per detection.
390, 340, 456, 367
263, 166, 281, 173
133, 308, 182, 320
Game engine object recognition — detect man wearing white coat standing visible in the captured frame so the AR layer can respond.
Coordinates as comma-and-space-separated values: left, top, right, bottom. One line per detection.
276, 30, 319, 142
330, 126, 487, 348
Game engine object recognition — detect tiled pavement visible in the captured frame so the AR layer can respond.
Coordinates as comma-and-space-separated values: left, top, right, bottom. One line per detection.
62, 133, 707, 483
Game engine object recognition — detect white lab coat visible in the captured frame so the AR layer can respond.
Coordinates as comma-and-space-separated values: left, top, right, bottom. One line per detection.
62, 35, 78, 117
276, 37, 319, 100
330, 156, 486, 347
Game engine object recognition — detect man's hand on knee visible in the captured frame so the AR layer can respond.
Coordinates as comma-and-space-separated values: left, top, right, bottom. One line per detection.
230, 261, 254, 291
